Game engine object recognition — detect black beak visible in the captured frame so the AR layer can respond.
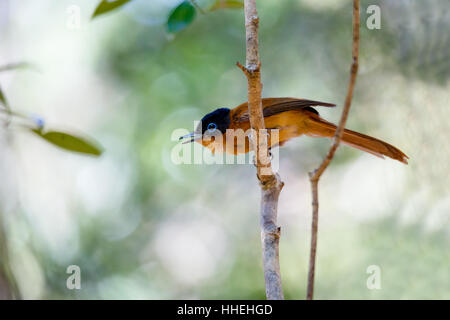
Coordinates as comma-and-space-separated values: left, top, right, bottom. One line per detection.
179, 132, 201, 144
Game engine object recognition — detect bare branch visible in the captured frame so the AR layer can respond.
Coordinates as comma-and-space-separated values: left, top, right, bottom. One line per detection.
0, 221, 21, 299
306, 0, 360, 300
239, 0, 284, 300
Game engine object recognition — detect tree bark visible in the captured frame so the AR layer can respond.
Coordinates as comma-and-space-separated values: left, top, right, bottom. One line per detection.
238, 0, 284, 300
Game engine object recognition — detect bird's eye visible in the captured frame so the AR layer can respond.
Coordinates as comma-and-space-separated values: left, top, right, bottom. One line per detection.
207, 123, 217, 132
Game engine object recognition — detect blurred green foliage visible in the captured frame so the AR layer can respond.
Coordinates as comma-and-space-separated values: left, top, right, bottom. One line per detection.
0, 0, 449, 300
0, 64, 102, 156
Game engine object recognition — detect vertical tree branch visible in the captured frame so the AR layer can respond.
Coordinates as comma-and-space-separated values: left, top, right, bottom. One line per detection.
0, 141, 21, 300
306, 0, 360, 300
0, 219, 20, 299
237, 0, 284, 300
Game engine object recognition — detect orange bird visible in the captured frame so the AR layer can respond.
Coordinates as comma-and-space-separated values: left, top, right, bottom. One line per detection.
180, 97, 408, 164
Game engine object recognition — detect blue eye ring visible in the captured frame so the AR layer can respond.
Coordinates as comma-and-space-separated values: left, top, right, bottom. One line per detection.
207, 123, 217, 132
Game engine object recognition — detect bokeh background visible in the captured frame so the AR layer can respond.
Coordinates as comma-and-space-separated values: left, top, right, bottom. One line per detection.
0, 0, 449, 299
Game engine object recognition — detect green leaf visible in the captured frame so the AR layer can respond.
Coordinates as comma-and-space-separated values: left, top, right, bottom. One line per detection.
167, 1, 196, 33
32, 130, 103, 156
92, 0, 133, 19
209, 0, 244, 11
0, 62, 33, 73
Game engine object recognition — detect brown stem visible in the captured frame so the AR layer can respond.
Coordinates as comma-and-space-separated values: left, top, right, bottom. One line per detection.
306, 0, 360, 300
238, 0, 284, 300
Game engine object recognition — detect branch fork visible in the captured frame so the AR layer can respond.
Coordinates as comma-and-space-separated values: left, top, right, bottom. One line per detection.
236, 61, 261, 77
306, 0, 360, 300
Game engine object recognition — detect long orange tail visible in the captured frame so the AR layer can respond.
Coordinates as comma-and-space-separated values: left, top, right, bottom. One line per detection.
306, 116, 409, 164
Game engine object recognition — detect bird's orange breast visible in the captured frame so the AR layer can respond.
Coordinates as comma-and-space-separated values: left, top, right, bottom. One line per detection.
199, 110, 313, 155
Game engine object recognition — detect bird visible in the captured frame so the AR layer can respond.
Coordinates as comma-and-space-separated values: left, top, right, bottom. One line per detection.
179, 97, 408, 164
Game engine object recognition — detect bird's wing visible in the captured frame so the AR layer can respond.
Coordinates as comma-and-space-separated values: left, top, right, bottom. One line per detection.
231, 97, 336, 123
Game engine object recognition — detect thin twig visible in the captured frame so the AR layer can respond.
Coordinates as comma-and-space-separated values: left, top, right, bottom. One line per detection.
238, 0, 284, 300
189, 0, 206, 15
306, 0, 360, 300
0, 223, 21, 299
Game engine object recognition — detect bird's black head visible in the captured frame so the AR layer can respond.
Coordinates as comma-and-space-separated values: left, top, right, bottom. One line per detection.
197, 108, 231, 135
179, 108, 231, 144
